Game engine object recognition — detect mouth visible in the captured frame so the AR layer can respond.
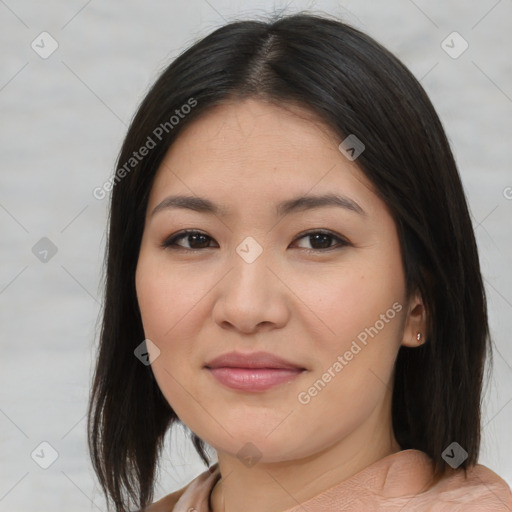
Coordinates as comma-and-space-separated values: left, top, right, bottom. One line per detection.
204, 351, 307, 392
206, 367, 305, 391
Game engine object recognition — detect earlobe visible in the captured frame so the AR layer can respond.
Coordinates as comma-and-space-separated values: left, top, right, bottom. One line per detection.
401, 292, 428, 348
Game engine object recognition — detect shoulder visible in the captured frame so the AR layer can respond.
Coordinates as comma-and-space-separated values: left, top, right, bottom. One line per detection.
134, 463, 220, 512
133, 484, 189, 512
377, 450, 512, 510
435, 462, 512, 510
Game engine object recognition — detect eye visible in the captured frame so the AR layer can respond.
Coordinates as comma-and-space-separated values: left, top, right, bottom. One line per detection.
161, 230, 217, 251
161, 229, 349, 253
292, 230, 349, 252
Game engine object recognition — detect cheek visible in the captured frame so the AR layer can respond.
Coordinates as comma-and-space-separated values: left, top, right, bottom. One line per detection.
294, 248, 406, 409
290, 268, 405, 446
297, 261, 404, 349
135, 252, 208, 421
135, 252, 210, 345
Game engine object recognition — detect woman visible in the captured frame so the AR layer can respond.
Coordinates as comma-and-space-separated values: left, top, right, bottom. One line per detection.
87, 12, 512, 512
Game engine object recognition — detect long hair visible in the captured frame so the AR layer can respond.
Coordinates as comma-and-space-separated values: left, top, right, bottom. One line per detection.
87, 12, 490, 511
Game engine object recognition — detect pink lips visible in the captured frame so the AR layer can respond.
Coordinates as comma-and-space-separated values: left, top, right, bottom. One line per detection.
205, 351, 306, 392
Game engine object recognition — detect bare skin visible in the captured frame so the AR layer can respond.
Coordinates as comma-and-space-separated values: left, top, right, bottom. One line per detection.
135, 98, 427, 512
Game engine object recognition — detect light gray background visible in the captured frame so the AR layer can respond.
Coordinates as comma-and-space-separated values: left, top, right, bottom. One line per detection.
1, 1, 511, 510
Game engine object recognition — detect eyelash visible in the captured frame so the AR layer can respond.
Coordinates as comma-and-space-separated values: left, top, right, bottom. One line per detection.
160, 229, 350, 254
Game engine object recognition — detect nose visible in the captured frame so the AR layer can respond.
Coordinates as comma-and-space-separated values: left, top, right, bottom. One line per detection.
211, 245, 290, 334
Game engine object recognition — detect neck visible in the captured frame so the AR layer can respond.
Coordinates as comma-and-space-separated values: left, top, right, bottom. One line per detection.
210, 398, 400, 512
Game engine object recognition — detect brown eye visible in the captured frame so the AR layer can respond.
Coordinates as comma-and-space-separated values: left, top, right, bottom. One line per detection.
161, 229, 349, 253
162, 230, 216, 250
293, 230, 349, 252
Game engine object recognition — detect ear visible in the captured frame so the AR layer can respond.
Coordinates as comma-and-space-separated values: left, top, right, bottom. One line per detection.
401, 290, 428, 347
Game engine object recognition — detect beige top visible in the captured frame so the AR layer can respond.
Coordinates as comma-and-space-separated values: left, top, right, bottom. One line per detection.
142, 449, 512, 511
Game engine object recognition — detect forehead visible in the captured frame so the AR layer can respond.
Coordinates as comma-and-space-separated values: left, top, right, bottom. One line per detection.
166, 98, 340, 161
147, 98, 378, 216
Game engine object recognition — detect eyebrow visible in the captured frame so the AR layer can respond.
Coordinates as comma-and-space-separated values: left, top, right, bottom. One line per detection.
151, 193, 366, 218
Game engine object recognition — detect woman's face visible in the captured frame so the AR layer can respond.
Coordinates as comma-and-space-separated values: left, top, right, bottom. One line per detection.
135, 98, 423, 463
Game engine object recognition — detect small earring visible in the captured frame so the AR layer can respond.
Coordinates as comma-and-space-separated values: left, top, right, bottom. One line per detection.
416, 332, 422, 344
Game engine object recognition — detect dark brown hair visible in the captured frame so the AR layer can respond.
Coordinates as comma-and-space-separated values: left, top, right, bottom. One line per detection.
87, 12, 491, 511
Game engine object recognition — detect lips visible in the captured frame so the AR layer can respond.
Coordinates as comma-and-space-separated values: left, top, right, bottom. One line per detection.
204, 351, 306, 392
204, 351, 305, 370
